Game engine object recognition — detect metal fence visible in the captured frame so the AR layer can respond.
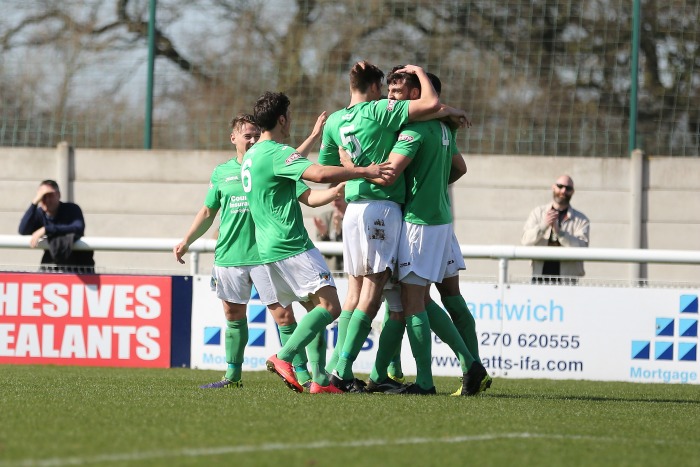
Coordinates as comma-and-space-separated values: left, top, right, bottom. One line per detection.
1, 0, 699, 156
2, 235, 700, 288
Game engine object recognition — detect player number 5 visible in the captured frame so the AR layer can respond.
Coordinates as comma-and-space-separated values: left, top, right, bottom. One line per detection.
340, 125, 362, 159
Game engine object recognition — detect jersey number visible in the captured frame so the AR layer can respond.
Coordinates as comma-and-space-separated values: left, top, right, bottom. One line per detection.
340, 125, 362, 160
440, 122, 450, 146
241, 158, 252, 193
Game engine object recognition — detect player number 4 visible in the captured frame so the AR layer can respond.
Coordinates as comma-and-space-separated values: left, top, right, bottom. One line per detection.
440, 122, 450, 146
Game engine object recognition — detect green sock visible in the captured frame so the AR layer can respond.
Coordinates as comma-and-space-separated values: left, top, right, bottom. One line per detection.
306, 330, 330, 386
278, 323, 311, 384
426, 300, 475, 372
335, 310, 372, 380
383, 303, 404, 379
277, 307, 334, 363
370, 318, 405, 383
224, 318, 248, 381
405, 311, 433, 390
443, 295, 481, 362
388, 346, 404, 379
325, 310, 353, 373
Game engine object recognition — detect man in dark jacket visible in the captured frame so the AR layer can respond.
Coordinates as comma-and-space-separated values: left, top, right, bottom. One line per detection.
18, 179, 94, 273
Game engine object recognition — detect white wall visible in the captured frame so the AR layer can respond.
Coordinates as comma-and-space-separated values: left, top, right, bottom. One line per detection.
2, 146, 699, 283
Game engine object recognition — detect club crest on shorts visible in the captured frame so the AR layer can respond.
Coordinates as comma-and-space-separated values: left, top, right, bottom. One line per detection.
319, 271, 331, 281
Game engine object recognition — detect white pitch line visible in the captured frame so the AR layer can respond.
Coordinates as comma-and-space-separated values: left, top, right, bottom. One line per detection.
1, 432, 693, 467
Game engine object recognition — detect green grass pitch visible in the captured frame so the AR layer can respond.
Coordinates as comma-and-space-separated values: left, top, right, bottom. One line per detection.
1, 365, 699, 467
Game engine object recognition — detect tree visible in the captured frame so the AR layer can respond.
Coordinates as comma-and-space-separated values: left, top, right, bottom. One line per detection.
1, 0, 698, 155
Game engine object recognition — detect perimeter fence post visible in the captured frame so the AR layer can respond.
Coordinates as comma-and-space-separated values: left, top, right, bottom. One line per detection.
498, 258, 509, 287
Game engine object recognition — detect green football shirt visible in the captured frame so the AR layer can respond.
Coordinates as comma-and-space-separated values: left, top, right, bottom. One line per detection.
318, 99, 410, 203
241, 140, 315, 263
204, 157, 262, 266
391, 120, 456, 225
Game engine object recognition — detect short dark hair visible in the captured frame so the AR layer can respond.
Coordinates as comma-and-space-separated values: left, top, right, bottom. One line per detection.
426, 72, 442, 96
40, 180, 60, 192
230, 113, 257, 133
253, 92, 290, 131
386, 67, 442, 97
349, 60, 385, 93
387, 64, 420, 92
386, 65, 421, 90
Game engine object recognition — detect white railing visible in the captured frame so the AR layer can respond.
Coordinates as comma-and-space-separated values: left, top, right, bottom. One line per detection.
2, 234, 700, 283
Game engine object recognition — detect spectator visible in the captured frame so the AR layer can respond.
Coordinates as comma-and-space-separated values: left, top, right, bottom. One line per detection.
521, 175, 590, 284
313, 183, 347, 271
18, 179, 95, 273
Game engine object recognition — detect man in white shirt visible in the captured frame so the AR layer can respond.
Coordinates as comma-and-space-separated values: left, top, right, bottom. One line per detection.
522, 175, 590, 283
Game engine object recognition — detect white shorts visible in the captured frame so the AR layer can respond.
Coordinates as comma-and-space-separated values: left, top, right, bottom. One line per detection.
398, 223, 465, 286
443, 230, 466, 279
343, 200, 402, 277
263, 248, 336, 307
382, 284, 403, 312
211, 264, 279, 305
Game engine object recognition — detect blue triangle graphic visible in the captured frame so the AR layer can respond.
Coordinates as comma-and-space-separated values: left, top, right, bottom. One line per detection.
654, 341, 673, 360
678, 343, 697, 361
631, 341, 650, 359
203, 327, 221, 345
248, 304, 267, 323
655, 318, 674, 337
679, 319, 698, 338
251, 285, 260, 300
680, 295, 698, 313
248, 328, 265, 347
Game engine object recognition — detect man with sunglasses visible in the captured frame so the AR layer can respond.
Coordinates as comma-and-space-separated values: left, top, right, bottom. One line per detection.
521, 175, 590, 284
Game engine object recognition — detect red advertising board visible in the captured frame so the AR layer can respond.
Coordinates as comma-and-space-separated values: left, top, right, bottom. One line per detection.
0, 273, 172, 368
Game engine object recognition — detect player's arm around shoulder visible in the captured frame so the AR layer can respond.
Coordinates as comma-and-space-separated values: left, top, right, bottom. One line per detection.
299, 182, 346, 208
301, 161, 393, 184
368, 152, 411, 187
397, 65, 440, 120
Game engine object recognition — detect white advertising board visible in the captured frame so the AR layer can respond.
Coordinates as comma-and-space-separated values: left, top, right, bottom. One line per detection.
190, 275, 699, 384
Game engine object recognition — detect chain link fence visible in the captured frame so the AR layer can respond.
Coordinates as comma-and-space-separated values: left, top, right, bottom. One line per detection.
1, 0, 699, 156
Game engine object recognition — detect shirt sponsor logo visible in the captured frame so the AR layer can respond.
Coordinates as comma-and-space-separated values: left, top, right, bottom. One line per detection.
397, 133, 414, 142
386, 99, 397, 111
225, 176, 240, 182
342, 113, 354, 120
285, 152, 303, 164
